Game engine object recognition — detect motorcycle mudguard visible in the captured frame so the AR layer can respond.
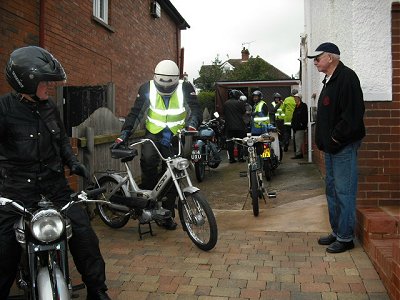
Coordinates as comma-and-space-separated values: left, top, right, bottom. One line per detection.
269, 132, 280, 161
37, 265, 70, 300
182, 186, 200, 195
96, 173, 130, 197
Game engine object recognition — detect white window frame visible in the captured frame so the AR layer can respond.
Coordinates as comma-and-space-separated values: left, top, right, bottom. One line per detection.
93, 0, 108, 24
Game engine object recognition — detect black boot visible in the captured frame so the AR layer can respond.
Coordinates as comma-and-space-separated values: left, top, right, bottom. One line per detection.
87, 289, 111, 300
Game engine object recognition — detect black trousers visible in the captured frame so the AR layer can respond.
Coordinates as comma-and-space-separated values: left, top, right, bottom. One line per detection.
226, 129, 246, 160
0, 170, 107, 298
140, 131, 179, 216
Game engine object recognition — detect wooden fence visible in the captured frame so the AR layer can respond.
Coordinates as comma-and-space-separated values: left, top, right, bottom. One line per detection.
71, 107, 193, 190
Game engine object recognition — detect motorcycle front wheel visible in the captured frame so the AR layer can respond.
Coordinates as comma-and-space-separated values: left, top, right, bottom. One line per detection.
178, 192, 218, 251
96, 176, 130, 228
37, 265, 69, 300
250, 170, 260, 216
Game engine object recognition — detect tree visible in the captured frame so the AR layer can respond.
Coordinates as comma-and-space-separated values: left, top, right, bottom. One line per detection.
225, 56, 275, 81
194, 56, 223, 91
197, 90, 215, 114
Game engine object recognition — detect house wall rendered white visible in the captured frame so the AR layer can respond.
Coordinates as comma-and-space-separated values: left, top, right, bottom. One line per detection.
303, 0, 392, 102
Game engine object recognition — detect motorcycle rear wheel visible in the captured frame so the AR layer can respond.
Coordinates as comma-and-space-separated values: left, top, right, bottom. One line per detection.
194, 159, 206, 182
96, 176, 130, 228
178, 192, 218, 251
263, 160, 272, 181
250, 170, 260, 216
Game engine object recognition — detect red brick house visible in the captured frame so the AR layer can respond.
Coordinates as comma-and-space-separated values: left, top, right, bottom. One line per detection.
0, 0, 189, 118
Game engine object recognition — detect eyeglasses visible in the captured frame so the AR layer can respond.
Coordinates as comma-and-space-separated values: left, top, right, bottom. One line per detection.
314, 53, 327, 62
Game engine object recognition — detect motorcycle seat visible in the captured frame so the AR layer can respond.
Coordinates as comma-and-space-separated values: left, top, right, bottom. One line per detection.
111, 148, 138, 162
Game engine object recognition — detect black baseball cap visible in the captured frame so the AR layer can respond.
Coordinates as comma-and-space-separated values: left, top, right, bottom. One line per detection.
307, 42, 340, 58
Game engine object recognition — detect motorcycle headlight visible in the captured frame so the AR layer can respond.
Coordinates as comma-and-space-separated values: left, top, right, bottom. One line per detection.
174, 157, 190, 170
246, 139, 254, 147
31, 209, 64, 243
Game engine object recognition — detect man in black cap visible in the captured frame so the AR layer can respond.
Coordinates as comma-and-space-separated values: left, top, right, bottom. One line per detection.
307, 42, 365, 253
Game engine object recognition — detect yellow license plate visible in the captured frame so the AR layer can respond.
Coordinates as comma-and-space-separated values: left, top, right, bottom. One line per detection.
261, 148, 270, 158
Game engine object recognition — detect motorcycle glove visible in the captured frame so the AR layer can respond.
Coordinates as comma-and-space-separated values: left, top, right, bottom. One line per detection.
110, 129, 130, 149
70, 162, 90, 179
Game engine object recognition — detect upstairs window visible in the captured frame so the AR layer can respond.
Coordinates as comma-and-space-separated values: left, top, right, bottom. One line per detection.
93, 0, 108, 24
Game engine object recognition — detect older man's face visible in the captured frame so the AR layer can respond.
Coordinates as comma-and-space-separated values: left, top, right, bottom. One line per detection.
313, 52, 331, 73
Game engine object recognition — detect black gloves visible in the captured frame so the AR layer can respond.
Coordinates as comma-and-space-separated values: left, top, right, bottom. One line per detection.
70, 162, 90, 179
110, 130, 130, 149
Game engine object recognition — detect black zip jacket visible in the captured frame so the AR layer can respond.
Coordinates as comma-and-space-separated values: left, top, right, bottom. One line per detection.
223, 98, 246, 131
0, 93, 78, 173
315, 61, 365, 154
291, 102, 308, 131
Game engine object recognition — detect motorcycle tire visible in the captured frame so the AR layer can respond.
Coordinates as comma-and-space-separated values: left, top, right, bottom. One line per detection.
178, 191, 218, 251
96, 176, 130, 228
194, 159, 206, 182
37, 265, 69, 300
250, 170, 260, 217
207, 161, 220, 169
264, 160, 272, 181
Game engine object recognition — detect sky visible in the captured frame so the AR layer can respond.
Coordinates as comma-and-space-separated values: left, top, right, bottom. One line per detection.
169, 0, 305, 82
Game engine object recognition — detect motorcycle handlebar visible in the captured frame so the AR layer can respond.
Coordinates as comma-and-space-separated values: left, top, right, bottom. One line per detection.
0, 187, 108, 214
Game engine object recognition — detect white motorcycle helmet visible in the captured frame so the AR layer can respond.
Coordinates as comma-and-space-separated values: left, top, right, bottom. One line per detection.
153, 59, 180, 95
239, 95, 247, 102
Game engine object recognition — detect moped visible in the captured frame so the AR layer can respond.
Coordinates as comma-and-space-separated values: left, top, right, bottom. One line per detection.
94, 129, 218, 251
191, 112, 222, 182
228, 133, 276, 216
0, 187, 106, 300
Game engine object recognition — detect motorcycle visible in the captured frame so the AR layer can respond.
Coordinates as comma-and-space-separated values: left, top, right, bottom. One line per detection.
0, 187, 106, 300
95, 129, 218, 251
191, 112, 223, 182
209, 114, 226, 151
258, 125, 280, 181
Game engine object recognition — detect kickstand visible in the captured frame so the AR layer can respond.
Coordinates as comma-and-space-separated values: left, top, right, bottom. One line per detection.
138, 221, 155, 240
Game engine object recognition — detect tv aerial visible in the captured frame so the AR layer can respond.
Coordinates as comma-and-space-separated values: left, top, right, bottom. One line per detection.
242, 40, 255, 48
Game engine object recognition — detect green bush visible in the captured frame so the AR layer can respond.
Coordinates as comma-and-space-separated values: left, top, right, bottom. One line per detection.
197, 90, 215, 114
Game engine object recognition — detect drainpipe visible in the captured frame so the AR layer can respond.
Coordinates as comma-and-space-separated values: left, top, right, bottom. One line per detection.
303, 0, 313, 163
39, 0, 45, 47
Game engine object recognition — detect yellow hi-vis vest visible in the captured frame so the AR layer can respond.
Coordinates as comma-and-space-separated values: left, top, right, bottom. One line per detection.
253, 100, 270, 128
274, 102, 285, 120
146, 80, 187, 134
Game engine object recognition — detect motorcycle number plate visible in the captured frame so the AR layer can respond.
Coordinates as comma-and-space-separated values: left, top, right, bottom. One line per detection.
191, 150, 202, 161
261, 148, 270, 158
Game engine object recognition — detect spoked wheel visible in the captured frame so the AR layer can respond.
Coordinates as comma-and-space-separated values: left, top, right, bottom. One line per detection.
178, 192, 218, 251
249, 170, 259, 216
194, 159, 206, 182
96, 176, 130, 228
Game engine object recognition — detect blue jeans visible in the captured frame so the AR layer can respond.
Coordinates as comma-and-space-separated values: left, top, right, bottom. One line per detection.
324, 140, 361, 242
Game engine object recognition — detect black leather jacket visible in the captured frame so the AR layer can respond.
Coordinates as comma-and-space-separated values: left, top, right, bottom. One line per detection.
0, 93, 77, 174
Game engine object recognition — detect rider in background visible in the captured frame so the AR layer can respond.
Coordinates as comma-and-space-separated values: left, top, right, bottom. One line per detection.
111, 60, 202, 230
0, 46, 110, 300
240, 94, 252, 133
223, 89, 247, 163
281, 89, 297, 152
271, 92, 284, 161
251, 90, 270, 135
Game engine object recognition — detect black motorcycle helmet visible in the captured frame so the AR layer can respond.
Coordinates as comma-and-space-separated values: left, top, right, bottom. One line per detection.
273, 92, 282, 99
5, 46, 66, 95
252, 90, 263, 100
228, 89, 243, 100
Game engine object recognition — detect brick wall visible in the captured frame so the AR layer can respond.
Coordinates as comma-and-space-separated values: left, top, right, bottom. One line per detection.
0, 0, 182, 116
312, 3, 400, 208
